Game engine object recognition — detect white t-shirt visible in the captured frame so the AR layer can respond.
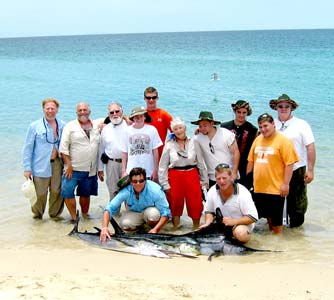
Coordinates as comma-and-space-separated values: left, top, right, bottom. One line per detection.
98, 120, 128, 171
274, 116, 315, 170
120, 124, 162, 176
204, 183, 258, 230
194, 127, 236, 180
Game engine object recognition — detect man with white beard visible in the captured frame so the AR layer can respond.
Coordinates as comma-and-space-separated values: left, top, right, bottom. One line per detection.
60, 102, 101, 221
98, 102, 128, 200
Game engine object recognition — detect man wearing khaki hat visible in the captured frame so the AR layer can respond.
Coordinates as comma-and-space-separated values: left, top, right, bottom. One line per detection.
121, 106, 162, 182
270, 93, 316, 227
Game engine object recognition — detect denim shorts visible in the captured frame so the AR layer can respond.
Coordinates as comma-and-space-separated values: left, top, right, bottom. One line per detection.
61, 171, 98, 198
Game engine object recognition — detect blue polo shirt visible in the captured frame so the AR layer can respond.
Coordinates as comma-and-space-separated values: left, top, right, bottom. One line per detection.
105, 180, 171, 219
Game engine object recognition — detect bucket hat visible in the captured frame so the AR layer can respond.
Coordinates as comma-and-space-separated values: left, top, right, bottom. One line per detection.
129, 106, 152, 122
191, 111, 221, 125
269, 94, 299, 111
231, 100, 252, 116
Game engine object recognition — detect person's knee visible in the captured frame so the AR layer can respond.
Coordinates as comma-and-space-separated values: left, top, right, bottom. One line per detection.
120, 218, 136, 230
233, 225, 251, 243
143, 207, 160, 222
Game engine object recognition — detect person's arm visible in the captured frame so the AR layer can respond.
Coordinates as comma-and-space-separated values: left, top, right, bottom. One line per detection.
121, 152, 128, 177
280, 163, 294, 197
222, 215, 254, 227
158, 144, 170, 190
305, 143, 316, 183
151, 148, 159, 182
22, 125, 35, 179
230, 141, 240, 180
149, 216, 169, 233
100, 210, 111, 242
246, 161, 254, 174
198, 213, 214, 229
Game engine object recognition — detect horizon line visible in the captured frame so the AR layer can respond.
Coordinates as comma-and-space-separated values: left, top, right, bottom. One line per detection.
1, 27, 333, 40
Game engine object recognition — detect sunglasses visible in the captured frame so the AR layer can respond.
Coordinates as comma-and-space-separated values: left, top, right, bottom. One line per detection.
209, 142, 215, 154
131, 179, 145, 184
215, 163, 230, 171
109, 110, 120, 115
277, 104, 291, 109
145, 96, 158, 100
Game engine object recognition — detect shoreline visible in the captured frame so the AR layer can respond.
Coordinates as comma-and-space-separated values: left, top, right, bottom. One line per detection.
1, 247, 333, 299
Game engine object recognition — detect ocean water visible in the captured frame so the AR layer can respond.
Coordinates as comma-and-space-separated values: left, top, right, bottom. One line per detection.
0, 29, 333, 264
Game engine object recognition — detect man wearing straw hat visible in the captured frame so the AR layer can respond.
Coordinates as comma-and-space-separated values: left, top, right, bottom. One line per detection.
270, 94, 316, 227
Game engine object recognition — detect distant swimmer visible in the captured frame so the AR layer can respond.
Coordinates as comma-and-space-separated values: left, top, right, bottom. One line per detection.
211, 72, 220, 81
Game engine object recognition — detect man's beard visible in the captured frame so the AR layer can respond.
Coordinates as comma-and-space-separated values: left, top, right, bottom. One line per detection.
110, 116, 122, 125
78, 115, 89, 123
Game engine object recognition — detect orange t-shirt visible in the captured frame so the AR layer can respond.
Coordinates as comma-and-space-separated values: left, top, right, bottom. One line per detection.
146, 108, 172, 157
248, 132, 299, 195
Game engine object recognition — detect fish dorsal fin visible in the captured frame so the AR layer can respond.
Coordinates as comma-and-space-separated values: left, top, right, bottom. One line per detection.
110, 217, 125, 235
215, 207, 223, 223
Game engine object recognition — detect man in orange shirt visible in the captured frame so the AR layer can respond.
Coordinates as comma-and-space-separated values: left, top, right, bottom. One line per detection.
144, 86, 173, 158
247, 113, 298, 234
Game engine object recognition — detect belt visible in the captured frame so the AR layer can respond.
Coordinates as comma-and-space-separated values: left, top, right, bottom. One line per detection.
110, 158, 122, 163
172, 165, 197, 171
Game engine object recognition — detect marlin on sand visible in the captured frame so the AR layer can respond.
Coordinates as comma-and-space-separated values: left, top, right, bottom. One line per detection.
69, 210, 276, 260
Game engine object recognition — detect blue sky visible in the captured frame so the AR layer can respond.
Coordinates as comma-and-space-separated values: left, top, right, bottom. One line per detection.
1, 0, 333, 38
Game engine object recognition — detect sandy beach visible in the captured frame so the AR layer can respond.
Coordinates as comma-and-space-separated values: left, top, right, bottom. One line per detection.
1, 246, 333, 300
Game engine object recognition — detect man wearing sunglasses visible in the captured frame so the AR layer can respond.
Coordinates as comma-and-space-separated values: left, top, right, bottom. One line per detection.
98, 102, 127, 200
270, 94, 316, 228
191, 111, 240, 187
100, 167, 171, 242
22, 98, 65, 219
144, 86, 173, 158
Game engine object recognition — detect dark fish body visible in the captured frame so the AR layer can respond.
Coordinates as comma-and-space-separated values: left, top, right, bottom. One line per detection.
69, 210, 276, 259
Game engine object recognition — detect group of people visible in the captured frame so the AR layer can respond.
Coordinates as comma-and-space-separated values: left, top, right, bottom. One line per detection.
22, 88, 316, 244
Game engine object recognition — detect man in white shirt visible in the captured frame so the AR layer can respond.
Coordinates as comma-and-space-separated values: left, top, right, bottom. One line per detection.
192, 111, 240, 187
199, 163, 258, 243
98, 102, 128, 199
60, 102, 101, 221
270, 94, 316, 227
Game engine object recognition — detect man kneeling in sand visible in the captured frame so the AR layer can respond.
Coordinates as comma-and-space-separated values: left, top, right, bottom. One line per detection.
100, 167, 171, 242
199, 163, 258, 243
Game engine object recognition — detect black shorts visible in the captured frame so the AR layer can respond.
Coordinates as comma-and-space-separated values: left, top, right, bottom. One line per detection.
253, 193, 285, 226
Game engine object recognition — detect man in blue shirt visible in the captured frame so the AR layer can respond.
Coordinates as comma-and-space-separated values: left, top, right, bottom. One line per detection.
22, 98, 65, 219
100, 167, 171, 242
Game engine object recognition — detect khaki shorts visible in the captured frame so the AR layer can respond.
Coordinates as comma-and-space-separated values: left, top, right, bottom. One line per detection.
119, 207, 161, 230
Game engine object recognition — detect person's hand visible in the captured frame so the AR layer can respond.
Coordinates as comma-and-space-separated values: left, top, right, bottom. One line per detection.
151, 170, 159, 182
148, 228, 158, 234
64, 164, 73, 179
24, 171, 32, 180
222, 217, 236, 227
280, 183, 289, 197
231, 170, 238, 181
98, 171, 104, 182
304, 170, 314, 184
100, 227, 111, 243
198, 223, 210, 230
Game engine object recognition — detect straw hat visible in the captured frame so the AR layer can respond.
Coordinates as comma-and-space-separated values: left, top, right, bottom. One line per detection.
269, 94, 299, 111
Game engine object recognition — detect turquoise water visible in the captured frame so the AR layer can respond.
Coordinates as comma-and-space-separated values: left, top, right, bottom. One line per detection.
1, 29, 333, 263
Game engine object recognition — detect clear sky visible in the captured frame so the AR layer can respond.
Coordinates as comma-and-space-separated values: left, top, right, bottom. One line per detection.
1, 0, 333, 38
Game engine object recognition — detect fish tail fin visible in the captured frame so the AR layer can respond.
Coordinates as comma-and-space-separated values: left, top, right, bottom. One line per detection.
68, 210, 80, 236
109, 217, 125, 235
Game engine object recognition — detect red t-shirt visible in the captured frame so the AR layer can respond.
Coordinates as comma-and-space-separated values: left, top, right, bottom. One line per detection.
146, 108, 173, 157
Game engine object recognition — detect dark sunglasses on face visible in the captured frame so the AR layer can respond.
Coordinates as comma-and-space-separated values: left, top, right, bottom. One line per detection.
109, 110, 120, 115
132, 179, 145, 184
277, 104, 291, 109
145, 96, 158, 100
